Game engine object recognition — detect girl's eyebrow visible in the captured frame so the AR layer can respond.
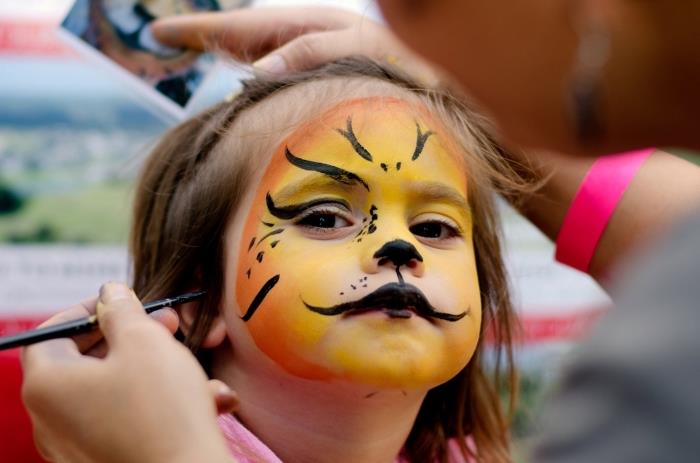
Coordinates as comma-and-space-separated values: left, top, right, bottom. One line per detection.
285, 147, 369, 191
408, 181, 471, 215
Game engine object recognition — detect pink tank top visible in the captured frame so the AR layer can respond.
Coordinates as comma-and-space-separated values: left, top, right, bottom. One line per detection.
217, 413, 474, 463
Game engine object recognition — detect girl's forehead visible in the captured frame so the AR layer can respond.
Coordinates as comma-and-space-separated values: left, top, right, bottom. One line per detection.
287, 97, 445, 149
254, 96, 469, 199
271, 96, 464, 172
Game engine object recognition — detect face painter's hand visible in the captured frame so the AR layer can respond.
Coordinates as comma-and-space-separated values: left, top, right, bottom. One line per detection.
30, 296, 179, 358
21, 282, 234, 463
22, 293, 239, 412
151, 6, 439, 85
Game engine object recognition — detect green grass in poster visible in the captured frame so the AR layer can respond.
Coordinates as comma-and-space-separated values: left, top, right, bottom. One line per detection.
0, 181, 132, 244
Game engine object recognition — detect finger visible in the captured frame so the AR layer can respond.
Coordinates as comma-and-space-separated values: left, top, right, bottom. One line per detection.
150, 307, 179, 334
33, 299, 106, 354
83, 338, 108, 359
31, 422, 55, 462
20, 336, 80, 362
35, 298, 97, 329
151, 7, 352, 57
81, 307, 178, 359
20, 300, 100, 368
253, 29, 368, 75
208, 379, 239, 415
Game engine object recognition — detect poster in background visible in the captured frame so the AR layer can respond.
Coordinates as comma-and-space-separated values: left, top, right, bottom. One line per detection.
59, 0, 253, 121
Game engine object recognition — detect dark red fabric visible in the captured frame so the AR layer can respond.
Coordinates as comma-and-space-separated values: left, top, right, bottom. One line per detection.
0, 349, 47, 463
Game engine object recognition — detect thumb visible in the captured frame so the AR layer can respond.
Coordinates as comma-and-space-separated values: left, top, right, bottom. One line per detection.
96, 282, 151, 347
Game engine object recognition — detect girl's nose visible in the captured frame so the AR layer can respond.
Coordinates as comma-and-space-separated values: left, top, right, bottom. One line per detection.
361, 239, 425, 278
374, 239, 422, 267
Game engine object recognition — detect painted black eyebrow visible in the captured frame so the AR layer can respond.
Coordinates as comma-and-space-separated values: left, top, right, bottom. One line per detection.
285, 147, 369, 191
266, 193, 350, 220
411, 123, 434, 161
336, 117, 373, 162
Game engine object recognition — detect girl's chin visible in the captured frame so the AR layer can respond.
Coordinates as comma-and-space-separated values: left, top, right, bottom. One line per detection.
308, 350, 466, 391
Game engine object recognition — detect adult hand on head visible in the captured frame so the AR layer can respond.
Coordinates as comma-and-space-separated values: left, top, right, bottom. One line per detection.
151, 6, 439, 85
21, 282, 236, 463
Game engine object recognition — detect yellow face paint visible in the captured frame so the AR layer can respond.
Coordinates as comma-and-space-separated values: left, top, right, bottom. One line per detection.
235, 97, 481, 389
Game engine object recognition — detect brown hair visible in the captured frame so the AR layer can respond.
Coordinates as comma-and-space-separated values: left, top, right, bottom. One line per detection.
130, 57, 525, 463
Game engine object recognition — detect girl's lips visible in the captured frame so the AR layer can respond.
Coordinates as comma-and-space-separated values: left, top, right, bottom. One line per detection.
381, 308, 414, 319
343, 306, 417, 319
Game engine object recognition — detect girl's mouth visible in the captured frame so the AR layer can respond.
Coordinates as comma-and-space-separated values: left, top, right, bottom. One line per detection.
303, 283, 468, 322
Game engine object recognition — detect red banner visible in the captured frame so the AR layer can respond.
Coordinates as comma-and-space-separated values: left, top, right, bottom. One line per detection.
0, 20, 75, 56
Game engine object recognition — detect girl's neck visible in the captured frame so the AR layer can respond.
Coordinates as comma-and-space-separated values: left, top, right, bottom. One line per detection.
212, 352, 427, 463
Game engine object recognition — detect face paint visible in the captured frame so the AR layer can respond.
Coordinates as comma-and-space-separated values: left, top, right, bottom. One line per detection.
233, 97, 482, 389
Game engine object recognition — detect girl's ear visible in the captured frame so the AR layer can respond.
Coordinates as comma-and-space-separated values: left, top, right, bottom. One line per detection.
179, 301, 227, 348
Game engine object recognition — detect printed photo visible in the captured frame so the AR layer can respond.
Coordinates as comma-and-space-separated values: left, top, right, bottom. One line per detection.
60, 0, 251, 111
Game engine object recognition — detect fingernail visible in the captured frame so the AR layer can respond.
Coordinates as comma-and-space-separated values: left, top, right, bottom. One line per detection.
217, 382, 234, 397
99, 282, 132, 304
140, 24, 182, 57
216, 385, 239, 413
253, 54, 287, 75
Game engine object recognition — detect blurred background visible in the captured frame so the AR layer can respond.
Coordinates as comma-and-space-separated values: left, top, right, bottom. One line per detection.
0, 1, 615, 461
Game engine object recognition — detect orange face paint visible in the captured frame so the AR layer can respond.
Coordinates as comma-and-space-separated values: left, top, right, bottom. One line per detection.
235, 97, 481, 389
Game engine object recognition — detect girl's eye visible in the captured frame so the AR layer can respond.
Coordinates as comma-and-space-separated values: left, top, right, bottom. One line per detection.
298, 212, 350, 229
294, 202, 355, 235
410, 220, 461, 240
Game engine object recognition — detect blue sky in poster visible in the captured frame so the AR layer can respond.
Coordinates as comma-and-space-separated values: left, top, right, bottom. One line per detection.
1, 57, 121, 99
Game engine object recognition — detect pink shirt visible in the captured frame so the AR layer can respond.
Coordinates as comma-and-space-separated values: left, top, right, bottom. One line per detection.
217, 413, 473, 463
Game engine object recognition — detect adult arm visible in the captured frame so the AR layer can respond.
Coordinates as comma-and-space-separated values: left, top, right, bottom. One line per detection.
515, 149, 700, 283
21, 283, 236, 463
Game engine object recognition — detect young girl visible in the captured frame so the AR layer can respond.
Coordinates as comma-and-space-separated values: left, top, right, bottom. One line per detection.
129, 57, 526, 463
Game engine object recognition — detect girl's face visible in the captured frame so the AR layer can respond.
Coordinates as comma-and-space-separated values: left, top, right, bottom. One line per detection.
228, 97, 481, 389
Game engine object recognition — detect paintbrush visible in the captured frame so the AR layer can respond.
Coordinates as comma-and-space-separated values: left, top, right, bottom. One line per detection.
0, 290, 206, 351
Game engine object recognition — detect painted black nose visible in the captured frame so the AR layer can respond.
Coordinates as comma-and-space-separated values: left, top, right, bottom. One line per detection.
373, 240, 423, 267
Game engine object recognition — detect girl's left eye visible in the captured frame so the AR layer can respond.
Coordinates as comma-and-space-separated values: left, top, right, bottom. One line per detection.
410, 219, 461, 240
295, 202, 355, 235
297, 212, 350, 229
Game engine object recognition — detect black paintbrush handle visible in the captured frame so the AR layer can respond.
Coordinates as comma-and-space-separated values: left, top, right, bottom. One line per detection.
0, 290, 206, 351
0, 316, 98, 350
